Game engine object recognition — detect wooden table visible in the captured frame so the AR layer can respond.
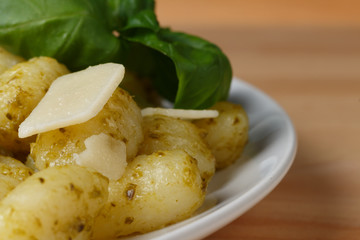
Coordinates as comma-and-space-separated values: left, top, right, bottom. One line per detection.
157, 1, 360, 239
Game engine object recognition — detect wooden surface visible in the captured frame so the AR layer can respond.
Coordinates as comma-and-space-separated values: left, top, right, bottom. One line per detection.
156, 1, 360, 239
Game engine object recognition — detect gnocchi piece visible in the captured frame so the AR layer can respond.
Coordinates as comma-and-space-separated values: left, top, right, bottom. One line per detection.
0, 165, 108, 240
0, 155, 33, 200
0, 175, 19, 200
139, 115, 216, 188
92, 150, 204, 239
0, 155, 34, 182
193, 101, 249, 169
0, 57, 69, 156
30, 88, 143, 170
0, 47, 24, 74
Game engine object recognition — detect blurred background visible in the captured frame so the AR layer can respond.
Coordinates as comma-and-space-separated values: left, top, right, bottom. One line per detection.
155, 1, 360, 239
156, 0, 360, 82
157, 0, 360, 27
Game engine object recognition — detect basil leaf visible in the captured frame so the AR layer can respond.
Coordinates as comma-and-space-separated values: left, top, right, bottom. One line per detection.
109, 0, 232, 108
0, 0, 124, 70
122, 28, 232, 109
106, 0, 158, 31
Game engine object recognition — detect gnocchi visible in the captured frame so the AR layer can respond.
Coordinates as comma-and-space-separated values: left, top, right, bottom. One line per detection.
0, 155, 33, 199
193, 101, 249, 169
0, 47, 24, 74
140, 115, 216, 189
0, 57, 69, 157
0, 51, 249, 239
92, 150, 204, 238
0, 165, 108, 240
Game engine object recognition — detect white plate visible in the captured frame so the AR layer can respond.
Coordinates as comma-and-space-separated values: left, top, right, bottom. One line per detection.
124, 78, 297, 240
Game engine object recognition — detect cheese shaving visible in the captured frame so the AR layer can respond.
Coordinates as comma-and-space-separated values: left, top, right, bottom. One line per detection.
18, 63, 125, 138
75, 133, 127, 180
141, 107, 219, 119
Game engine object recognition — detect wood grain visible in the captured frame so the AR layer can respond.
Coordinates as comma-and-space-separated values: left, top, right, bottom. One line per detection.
156, 1, 360, 239
156, 0, 360, 27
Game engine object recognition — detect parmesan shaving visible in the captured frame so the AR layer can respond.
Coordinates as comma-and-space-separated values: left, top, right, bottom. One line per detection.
18, 63, 125, 138
141, 107, 219, 119
75, 133, 127, 180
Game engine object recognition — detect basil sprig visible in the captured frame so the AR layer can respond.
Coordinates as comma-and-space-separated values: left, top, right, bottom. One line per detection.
0, 0, 232, 109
